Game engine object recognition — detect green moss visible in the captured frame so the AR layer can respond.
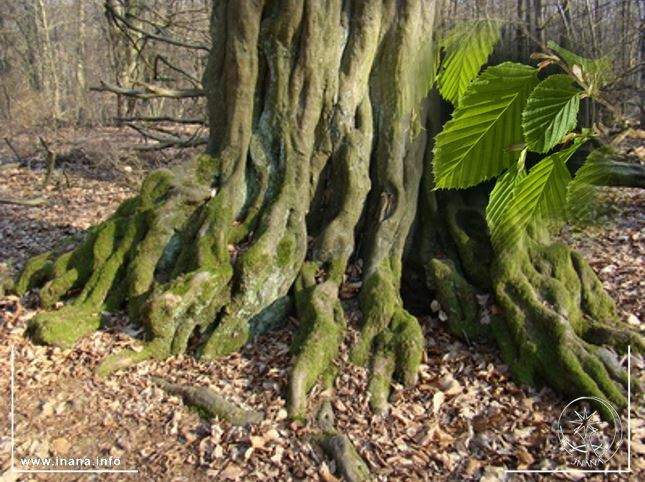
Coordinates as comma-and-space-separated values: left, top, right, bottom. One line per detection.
288, 274, 345, 419
27, 305, 102, 348
200, 314, 250, 359
570, 251, 616, 322
194, 154, 219, 185
188, 404, 212, 420
352, 267, 398, 366
15, 252, 54, 295
427, 258, 491, 342
140, 169, 174, 206
390, 308, 424, 387
112, 196, 141, 218
490, 239, 636, 412
367, 332, 396, 414
276, 236, 295, 268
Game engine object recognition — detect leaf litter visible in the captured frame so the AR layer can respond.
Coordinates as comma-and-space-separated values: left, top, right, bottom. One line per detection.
0, 131, 643, 481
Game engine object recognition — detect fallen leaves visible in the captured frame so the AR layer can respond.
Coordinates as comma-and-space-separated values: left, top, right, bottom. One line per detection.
0, 137, 643, 480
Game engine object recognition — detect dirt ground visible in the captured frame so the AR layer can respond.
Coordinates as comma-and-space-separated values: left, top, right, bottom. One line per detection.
0, 128, 643, 481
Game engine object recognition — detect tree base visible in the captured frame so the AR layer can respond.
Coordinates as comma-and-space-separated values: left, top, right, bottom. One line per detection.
15, 151, 642, 422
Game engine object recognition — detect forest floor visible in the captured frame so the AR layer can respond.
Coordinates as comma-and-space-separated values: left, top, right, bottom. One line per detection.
0, 127, 643, 481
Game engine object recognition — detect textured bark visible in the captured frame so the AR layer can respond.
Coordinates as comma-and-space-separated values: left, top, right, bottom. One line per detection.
17, 0, 640, 427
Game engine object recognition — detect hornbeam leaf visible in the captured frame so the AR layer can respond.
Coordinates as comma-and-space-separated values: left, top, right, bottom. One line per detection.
491, 141, 582, 251
486, 149, 527, 234
522, 74, 581, 153
433, 62, 538, 189
437, 20, 502, 105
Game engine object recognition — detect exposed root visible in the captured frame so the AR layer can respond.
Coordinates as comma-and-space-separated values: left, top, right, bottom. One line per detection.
491, 239, 640, 411
288, 262, 345, 420
319, 432, 371, 482
27, 305, 103, 348
315, 401, 371, 482
426, 257, 490, 342
151, 377, 263, 426
350, 264, 424, 414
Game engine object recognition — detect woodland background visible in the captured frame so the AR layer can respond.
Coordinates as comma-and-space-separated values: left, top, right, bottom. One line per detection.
0, 0, 642, 136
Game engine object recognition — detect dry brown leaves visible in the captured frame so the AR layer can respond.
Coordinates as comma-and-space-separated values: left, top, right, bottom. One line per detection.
0, 131, 643, 481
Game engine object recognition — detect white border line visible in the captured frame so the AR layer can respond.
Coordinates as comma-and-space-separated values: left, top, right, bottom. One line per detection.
505, 345, 632, 475
10, 345, 139, 474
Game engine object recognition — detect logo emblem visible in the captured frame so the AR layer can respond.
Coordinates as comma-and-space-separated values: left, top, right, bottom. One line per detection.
557, 396, 623, 467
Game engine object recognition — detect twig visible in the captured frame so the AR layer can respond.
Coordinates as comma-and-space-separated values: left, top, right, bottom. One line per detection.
153, 55, 202, 86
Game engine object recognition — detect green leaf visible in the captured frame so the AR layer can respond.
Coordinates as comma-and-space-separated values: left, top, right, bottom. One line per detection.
547, 41, 614, 87
437, 20, 502, 105
522, 74, 580, 153
486, 149, 527, 234
491, 142, 582, 251
433, 62, 538, 189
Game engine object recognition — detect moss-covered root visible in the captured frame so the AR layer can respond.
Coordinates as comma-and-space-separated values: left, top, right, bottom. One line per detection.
287, 262, 346, 420
491, 240, 643, 411
200, 223, 307, 359
27, 305, 103, 348
426, 258, 491, 342
319, 431, 372, 482
95, 338, 169, 378
366, 308, 424, 414
350, 266, 424, 413
92, 269, 233, 378
19, 162, 213, 349
151, 377, 263, 426
26, 213, 146, 348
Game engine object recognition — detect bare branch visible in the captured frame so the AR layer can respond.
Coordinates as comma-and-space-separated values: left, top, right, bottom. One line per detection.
90, 81, 204, 99
105, 1, 209, 51
115, 116, 206, 125
124, 123, 208, 151
154, 55, 202, 86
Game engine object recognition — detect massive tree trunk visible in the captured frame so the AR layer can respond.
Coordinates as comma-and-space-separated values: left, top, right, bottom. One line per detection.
16, 0, 640, 423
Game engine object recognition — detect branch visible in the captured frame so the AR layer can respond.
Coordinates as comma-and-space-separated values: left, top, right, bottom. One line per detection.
105, 2, 209, 51
0, 196, 47, 206
124, 123, 208, 151
90, 81, 204, 99
154, 55, 202, 86
115, 115, 206, 125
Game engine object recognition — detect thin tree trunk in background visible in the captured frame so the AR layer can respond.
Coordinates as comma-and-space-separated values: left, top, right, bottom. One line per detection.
75, 0, 87, 124
14, 3, 42, 91
35, 0, 63, 120
106, 0, 144, 119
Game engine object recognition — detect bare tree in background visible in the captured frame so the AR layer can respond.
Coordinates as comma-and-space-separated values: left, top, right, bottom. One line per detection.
0, 0, 641, 134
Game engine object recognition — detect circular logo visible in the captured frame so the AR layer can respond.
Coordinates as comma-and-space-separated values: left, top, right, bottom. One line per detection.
557, 396, 623, 467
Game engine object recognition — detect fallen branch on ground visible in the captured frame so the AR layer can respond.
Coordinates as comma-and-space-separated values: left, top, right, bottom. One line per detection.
0, 197, 47, 206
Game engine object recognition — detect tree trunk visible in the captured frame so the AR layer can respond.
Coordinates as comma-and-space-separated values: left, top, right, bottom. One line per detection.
17, 0, 640, 421
74, 0, 87, 125
35, 0, 63, 121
